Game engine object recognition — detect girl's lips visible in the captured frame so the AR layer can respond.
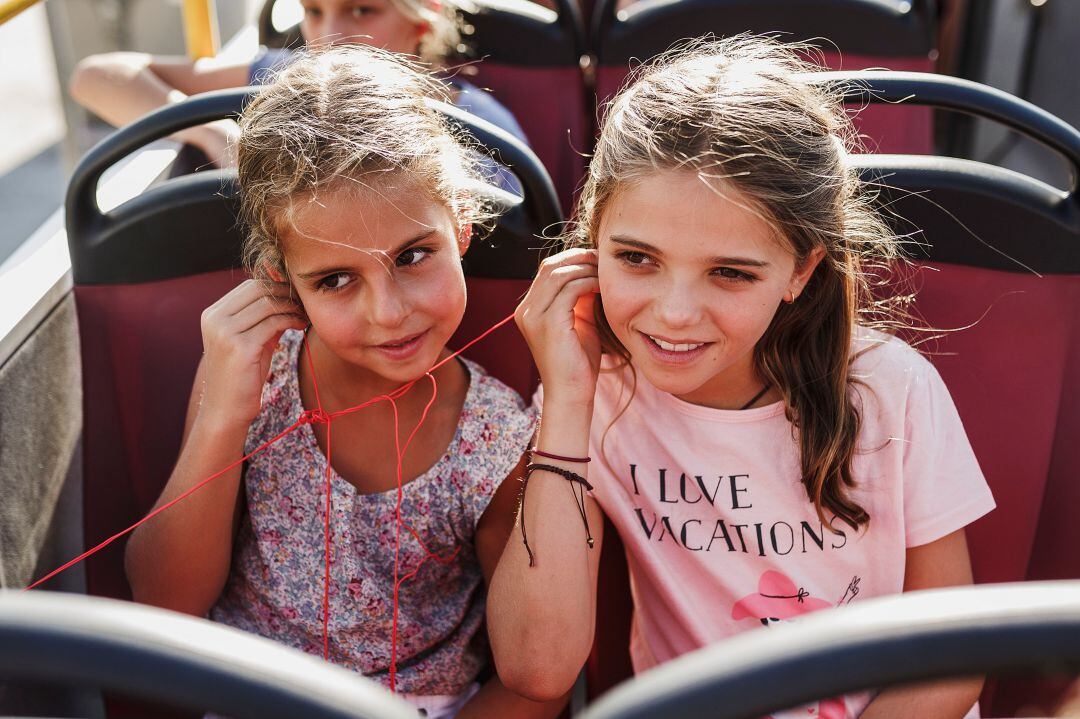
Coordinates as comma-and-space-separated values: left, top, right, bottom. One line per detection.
371, 330, 429, 361
639, 331, 712, 366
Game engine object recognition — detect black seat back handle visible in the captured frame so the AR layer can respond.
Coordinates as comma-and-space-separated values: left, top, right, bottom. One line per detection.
580, 581, 1080, 719
66, 88, 246, 247
810, 70, 1080, 197
590, 0, 936, 63
66, 86, 563, 249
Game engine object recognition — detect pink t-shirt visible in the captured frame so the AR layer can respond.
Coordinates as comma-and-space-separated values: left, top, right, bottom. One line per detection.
535, 331, 994, 718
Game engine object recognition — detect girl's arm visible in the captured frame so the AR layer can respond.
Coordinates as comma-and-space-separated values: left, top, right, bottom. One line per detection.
68, 52, 249, 167
124, 280, 307, 616
487, 249, 605, 702
858, 530, 985, 719
457, 456, 572, 717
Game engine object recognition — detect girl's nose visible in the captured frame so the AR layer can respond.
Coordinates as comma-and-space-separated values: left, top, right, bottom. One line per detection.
366, 284, 410, 329
652, 281, 704, 329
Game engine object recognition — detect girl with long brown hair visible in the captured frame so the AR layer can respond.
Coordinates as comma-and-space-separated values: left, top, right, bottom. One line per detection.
489, 36, 994, 718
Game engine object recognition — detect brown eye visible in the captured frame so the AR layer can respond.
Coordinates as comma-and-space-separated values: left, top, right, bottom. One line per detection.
713, 267, 755, 282
317, 272, 352, 291
396, 247, 433, 268
616, 250, 654, 267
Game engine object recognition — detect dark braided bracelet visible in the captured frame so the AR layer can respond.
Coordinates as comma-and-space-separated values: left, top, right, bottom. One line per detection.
519, 462, 595, 567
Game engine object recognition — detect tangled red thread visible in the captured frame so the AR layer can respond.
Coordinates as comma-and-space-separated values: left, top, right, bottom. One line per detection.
26, 313, 516, 693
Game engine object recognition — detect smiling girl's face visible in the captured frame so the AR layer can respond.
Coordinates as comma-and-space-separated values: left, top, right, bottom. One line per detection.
300, 0, 427, 54
279, 177, 468, 386
596, 170, 822, 409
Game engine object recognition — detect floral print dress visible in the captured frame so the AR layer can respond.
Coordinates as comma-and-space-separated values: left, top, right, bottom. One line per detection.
210, 329, 534, 697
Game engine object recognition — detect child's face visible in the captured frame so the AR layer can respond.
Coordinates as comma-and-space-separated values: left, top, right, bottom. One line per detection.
596, 170, 822, 407
280, 178, 468, 385
300, 0, 427, 55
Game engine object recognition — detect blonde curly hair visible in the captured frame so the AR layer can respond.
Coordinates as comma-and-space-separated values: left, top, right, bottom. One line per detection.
237, 44, 496, 281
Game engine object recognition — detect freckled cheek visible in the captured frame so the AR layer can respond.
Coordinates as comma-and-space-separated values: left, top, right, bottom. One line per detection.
705, 290, 781, 347
302, 295, 358, 344
598, 267, 649, 340
405, 264, 467, 334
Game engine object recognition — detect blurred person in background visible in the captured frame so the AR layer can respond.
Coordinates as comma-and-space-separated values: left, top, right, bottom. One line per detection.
69, 0, 526, 169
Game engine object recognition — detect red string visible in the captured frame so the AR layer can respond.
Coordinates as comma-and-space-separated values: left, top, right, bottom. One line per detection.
25, 312, 517, 695
24, 420, 306, 592
301, 335, 334, 661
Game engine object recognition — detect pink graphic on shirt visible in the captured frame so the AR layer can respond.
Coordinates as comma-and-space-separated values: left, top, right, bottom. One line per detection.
732, 570, 834, 621
732, 571, 848, 719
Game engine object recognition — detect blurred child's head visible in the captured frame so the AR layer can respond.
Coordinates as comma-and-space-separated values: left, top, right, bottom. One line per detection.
238, 46, 493, 384
299, 0, 464, 65
573, 36, 903, 530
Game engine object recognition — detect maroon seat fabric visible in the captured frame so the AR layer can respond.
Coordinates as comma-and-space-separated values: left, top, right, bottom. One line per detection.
76, 271, 241, 600
1029, 301, 1080, 583
586, 517, 635, 700
991, 272, 1080, 717
470, 64, 590, 215
907, 264, 1076, 587
818, 52, 934, 155
76, 273, 536, 602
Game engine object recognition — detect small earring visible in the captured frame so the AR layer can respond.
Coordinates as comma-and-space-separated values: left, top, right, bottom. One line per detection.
784, 290, 796, 304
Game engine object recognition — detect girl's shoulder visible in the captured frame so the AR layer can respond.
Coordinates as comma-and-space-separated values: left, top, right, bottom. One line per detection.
849, 327, 941, 399
451, 359, 534, 521
458, 357, 534, 433
847, 328, 975, 455
267, 327, 305, 385
248, 48, 294, 85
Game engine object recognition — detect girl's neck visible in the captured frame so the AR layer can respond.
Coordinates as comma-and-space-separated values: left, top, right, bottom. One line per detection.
673, 353, 779, 411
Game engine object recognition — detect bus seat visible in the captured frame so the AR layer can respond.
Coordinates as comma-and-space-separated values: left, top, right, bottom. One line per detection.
461, 0, 590, 215
65, 89, 558, 609
591, 0, 937, 154
586, 516, 635, 700
837, 72, 1080, 718
584, 73, 1080, 717
1029, 329, 1080, 584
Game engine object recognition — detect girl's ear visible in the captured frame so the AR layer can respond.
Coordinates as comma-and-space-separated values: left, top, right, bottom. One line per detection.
265, 263, 287, 284
457, 223, 472, 257
790, 246, 826, 301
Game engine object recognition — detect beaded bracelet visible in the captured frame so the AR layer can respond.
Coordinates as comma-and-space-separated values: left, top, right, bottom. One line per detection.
519, 462, 595, 567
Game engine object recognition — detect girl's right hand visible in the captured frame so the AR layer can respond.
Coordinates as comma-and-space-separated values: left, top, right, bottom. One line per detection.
197, 280, 308, 429
515, 249, 602, 403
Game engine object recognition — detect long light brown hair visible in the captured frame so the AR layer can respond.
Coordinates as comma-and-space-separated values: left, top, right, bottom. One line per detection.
570, 36, 909, 532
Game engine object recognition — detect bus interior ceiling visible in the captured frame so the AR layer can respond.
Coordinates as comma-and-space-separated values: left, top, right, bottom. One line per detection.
0, 0, 1079, 717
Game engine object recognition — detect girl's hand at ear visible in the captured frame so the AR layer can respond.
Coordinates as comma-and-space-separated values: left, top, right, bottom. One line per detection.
515, 249, 601, 404
198, 279, 308, 430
